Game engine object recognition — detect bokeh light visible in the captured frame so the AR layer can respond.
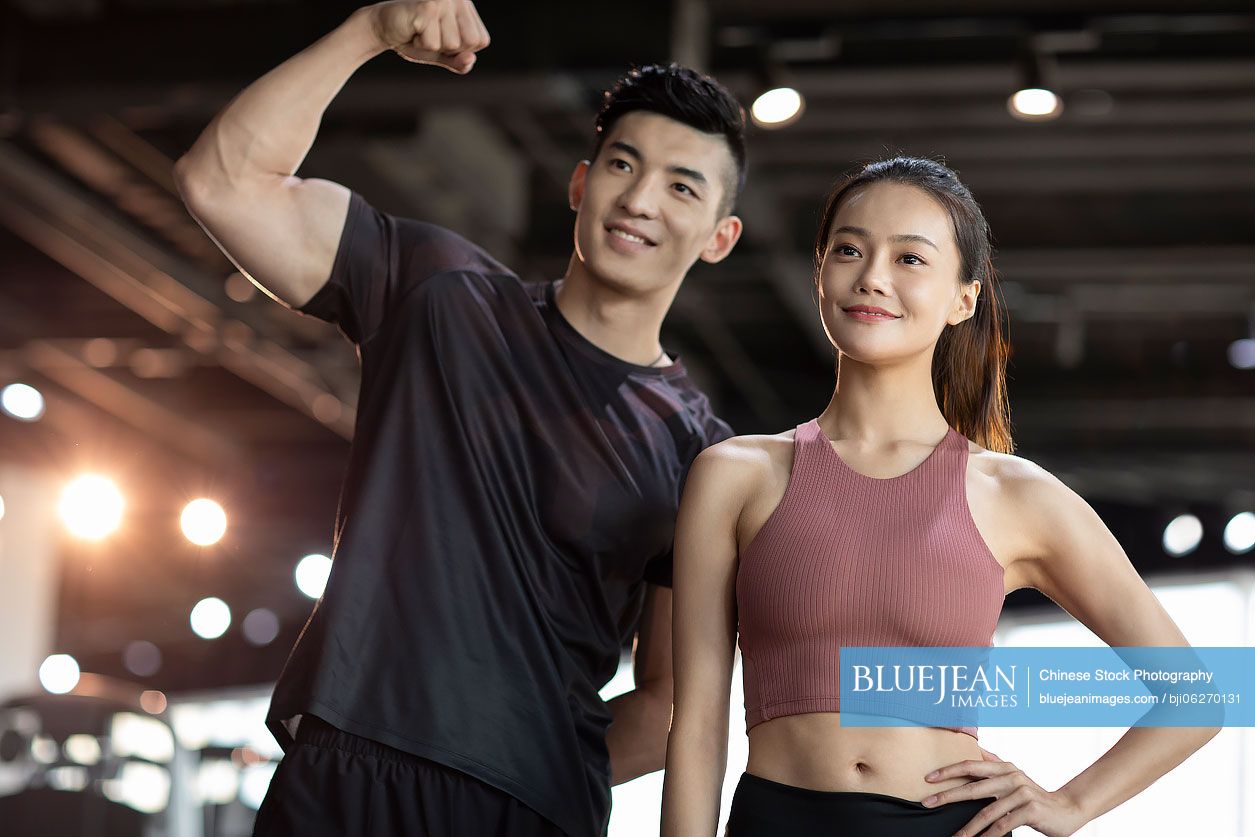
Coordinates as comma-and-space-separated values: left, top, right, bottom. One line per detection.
111, 712, 175, 763
39, 654, 80, 694
102, 761, 170, 814
190, 597, 231, 639
64, 734, 102, 765
123, 640, 163, 677
141, 689, 169, 715
295, 553, 332, 599
1223, 511, 1255, 554
30, 735, 58, 764
1163, 513, 1203, 557
1, 382, 45, 421
1226, 338, 1255, 369
58, 474, 124, 540
181, 498, 228, 546
243, 608, 280, 646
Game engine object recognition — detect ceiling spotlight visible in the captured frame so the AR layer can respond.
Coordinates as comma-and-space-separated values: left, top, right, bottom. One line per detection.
750, 55, 805, 130
1009, 87, 1060, 119
1, 382, 45, 421
59, 474, 125, 540
1008, 45, 1062, 122
751, 86, 804, 128
181, 498, 227, 546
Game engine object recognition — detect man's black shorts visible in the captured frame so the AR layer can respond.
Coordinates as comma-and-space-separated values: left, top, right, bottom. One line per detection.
252, 715, 568, 836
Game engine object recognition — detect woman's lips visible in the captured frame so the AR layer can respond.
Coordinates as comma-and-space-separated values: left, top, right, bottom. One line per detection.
843, 308, 899, 323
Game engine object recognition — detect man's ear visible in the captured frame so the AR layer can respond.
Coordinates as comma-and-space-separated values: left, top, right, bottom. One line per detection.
699, 214, 744, 264
568, 160, 590, 212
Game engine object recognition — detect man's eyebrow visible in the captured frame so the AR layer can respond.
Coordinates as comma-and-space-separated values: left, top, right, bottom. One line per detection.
670, 165, 708, 186
609, 140, 642, 161
832, 224, 939, 251
607, 140, 709, 187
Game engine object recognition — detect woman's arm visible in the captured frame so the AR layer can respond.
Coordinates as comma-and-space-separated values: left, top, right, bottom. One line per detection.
927, 460, 1223, 837
1016, 465, 1222, 824
660, 440, 755, 837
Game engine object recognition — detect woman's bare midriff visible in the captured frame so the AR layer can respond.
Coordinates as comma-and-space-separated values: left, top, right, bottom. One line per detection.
745, 712, 984, 802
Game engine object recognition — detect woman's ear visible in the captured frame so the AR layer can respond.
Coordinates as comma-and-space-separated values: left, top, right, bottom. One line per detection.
950, 279, 981, 325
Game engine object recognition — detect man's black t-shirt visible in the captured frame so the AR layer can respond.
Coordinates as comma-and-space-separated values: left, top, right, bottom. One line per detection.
267, 191, 734, 837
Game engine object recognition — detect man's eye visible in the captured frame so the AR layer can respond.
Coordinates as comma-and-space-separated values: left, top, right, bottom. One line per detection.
610, 159, 631, 171
674, 183, 694, 196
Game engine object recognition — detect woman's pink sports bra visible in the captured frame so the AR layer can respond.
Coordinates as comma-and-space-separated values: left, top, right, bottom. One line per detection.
735, 418, 1007, 739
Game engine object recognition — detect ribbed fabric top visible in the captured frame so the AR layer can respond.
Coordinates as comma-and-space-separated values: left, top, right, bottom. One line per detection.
735, 418, 1006, 740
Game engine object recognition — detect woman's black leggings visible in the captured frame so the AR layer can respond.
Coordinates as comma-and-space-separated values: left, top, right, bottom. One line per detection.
725, 771, 1017, 836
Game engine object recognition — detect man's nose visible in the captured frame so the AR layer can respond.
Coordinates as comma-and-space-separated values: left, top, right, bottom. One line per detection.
618, 176, 661, 218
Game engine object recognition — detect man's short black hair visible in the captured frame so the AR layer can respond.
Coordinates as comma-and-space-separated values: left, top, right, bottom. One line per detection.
591, 63, 748, 216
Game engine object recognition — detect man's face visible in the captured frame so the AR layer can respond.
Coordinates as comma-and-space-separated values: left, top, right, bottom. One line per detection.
569, 111, 742, 294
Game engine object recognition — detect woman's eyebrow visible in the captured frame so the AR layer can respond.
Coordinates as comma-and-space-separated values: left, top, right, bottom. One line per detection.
833, 225, 938, 251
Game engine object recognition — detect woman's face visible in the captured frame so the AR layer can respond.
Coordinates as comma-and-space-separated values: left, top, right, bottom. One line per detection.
816, 181, 979, 365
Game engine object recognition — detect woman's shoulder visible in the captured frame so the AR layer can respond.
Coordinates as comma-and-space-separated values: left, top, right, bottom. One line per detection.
698, 429, 797, 470
690, 430, 798, 496
963, 435, 1075, 507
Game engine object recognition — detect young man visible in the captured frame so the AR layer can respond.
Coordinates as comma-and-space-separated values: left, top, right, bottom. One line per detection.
174, 2, 747, 835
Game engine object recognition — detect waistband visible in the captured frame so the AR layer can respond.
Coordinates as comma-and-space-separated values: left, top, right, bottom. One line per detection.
734, 771, 1001, 810
729, 771, 1011, 836
294, 713, 422, 764
735, 772, 932, 807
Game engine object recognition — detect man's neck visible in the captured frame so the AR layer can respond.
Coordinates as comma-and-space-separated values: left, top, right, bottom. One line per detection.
554, 258, 678, 367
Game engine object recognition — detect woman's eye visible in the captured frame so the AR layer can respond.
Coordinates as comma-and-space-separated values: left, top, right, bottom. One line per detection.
610, 159, 630, 171
836, 244, 860, 257
901, 254, 924, 265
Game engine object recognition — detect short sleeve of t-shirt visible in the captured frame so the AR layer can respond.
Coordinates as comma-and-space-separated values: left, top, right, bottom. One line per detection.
297, 190, 503, 345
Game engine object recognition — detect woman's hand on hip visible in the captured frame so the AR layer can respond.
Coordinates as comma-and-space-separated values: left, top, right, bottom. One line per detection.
922, 746, 1089, 837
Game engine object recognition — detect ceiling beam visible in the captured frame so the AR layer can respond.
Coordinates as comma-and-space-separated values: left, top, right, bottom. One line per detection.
0, 140, 357, 439
20, 340, 243, 466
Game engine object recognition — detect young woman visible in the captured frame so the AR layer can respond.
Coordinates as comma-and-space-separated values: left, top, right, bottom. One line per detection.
660, 157, 1219, 837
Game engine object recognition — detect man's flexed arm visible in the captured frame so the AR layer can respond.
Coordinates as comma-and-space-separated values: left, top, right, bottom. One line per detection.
173, 1, 490, 309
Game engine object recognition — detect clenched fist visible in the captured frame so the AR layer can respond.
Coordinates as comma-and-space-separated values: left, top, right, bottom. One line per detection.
368, 0, 490, 73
